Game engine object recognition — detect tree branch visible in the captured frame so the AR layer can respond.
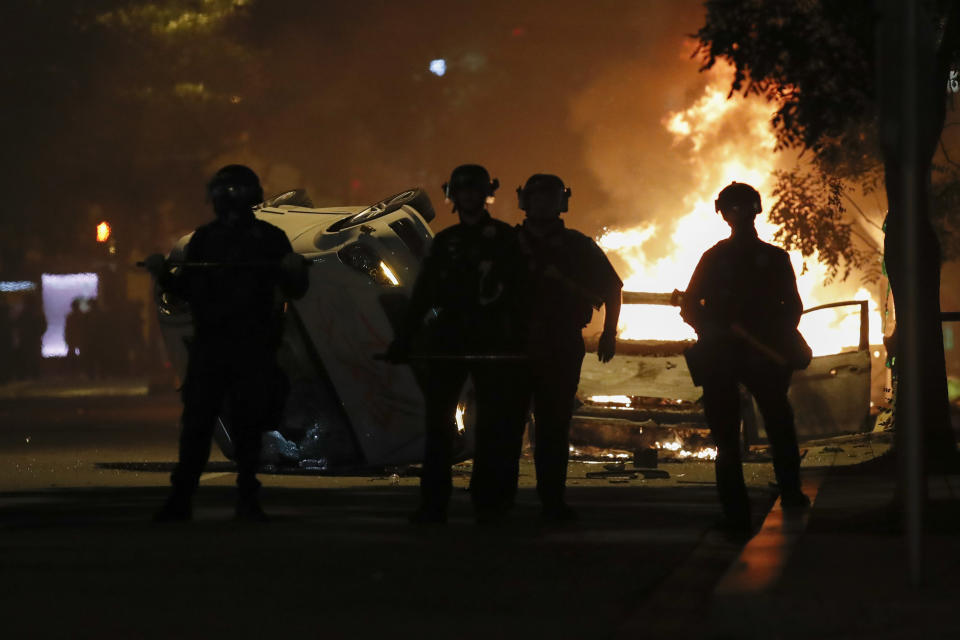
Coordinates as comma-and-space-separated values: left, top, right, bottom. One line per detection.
843, 191, 885, 231
940, 138, 960, 169
850, 226, 883, 254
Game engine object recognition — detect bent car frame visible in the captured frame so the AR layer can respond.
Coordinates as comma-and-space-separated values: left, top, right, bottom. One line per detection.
155, 188, 477, 472
155, 189, 877, 471
575, 293, 876, 456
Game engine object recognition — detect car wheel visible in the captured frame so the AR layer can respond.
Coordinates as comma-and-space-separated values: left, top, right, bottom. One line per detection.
401, 188, 436, 222
326, 188, 436, 232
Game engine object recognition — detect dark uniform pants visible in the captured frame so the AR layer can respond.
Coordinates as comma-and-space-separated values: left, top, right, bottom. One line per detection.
701, 364, 801, 523
419, 361, 526, 514
171, 340, 276, 500
520, 334, 585, 510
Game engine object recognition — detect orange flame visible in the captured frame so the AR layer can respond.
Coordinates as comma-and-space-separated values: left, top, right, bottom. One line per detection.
95, 221, 111, 243
599, 64, 882, 356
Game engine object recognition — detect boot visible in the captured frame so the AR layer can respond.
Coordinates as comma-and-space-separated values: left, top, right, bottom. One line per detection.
235, 493, 270, 523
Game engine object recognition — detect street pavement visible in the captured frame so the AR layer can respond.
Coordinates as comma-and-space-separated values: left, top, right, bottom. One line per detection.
1, 378, 930, 639
708, 454, 960, 640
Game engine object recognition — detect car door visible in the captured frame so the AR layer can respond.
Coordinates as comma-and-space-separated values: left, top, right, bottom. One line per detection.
748, 301, 873, 442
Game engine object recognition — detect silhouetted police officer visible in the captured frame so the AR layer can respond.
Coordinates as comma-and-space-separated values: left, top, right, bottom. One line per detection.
386, 164, 524, 524
145, 165, 308, 522
681, 182, 811, 535
515, 174, 622, 522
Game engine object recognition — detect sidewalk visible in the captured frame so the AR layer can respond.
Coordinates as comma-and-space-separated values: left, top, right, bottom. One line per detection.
711, 454, 960, 639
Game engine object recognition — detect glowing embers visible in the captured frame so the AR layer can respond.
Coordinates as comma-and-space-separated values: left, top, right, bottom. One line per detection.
656, 439, 718, 461
568, 445, 632, 463
455, 403, 466, 435
583, 394, 696, 410
587, 394, 633, 408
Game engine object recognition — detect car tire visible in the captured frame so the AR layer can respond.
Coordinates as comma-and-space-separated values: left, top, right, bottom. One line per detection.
401, 188, 436, 222
366, 188, 436, 223
325, 188, 436, 233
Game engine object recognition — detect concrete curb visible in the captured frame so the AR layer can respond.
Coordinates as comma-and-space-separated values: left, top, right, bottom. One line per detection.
709, 473, 824, 637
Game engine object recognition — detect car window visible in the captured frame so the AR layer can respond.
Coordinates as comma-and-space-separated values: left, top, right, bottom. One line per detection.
799, 301, 868, 357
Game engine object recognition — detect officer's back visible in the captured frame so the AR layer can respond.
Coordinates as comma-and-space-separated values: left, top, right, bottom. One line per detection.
682, 231, 802, 355
183, 216, 293, 344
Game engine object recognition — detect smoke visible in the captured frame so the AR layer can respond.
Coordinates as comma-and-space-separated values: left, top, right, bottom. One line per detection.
234, 0, 784, 246
215, 0, 720, 233
5, 0, 835, 263
567, 35, 799, 260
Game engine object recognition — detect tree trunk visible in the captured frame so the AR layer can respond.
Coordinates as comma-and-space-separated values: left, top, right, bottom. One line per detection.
884, 167, 958, 470
879, 0, 959, 471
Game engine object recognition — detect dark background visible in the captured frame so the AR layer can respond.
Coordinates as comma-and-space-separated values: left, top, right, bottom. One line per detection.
0, 0, 716, 274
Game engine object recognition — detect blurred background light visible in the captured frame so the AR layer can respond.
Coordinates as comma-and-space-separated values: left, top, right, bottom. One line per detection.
40, 273, 98, 357
429, 58, 446, 76
96, 221, 111, 243
0, 281, 36, 292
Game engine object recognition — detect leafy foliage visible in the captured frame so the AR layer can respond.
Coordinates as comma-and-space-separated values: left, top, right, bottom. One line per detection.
769, 165, 882, 283
931, 152, 960, 260
694, 0, 960, 279
0, 0, 259, 264
694, 0, 877, 154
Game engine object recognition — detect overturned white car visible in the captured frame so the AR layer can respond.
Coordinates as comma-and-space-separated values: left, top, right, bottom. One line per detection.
155, 188, 474, 471
156, 188, 878, 471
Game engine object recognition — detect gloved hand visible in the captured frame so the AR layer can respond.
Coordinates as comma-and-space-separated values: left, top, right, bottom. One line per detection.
143, 253, 167, 278
597, 330, 617, 363
281, 252, 308, 277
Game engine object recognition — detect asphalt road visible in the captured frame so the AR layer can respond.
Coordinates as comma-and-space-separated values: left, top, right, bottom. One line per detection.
0, 390, 791, 639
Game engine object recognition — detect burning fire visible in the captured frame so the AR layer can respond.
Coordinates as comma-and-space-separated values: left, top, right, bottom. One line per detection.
657, 440, 718, 461
588, 394, 633, 407
455, 403, 466, 435
598, 63, 883, 357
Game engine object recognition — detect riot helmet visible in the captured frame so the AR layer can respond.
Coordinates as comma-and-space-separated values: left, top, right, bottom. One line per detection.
517, 174, 571, 213
442, 164, 499, 212
714, 182, 762, 216
207, 164, 264, 220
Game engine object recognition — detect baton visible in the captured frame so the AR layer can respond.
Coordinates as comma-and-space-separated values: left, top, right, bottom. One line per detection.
621, 289, 685, 306
135, 258, 309, 269
730, 323, 788, 367
373, 353, 527, 362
